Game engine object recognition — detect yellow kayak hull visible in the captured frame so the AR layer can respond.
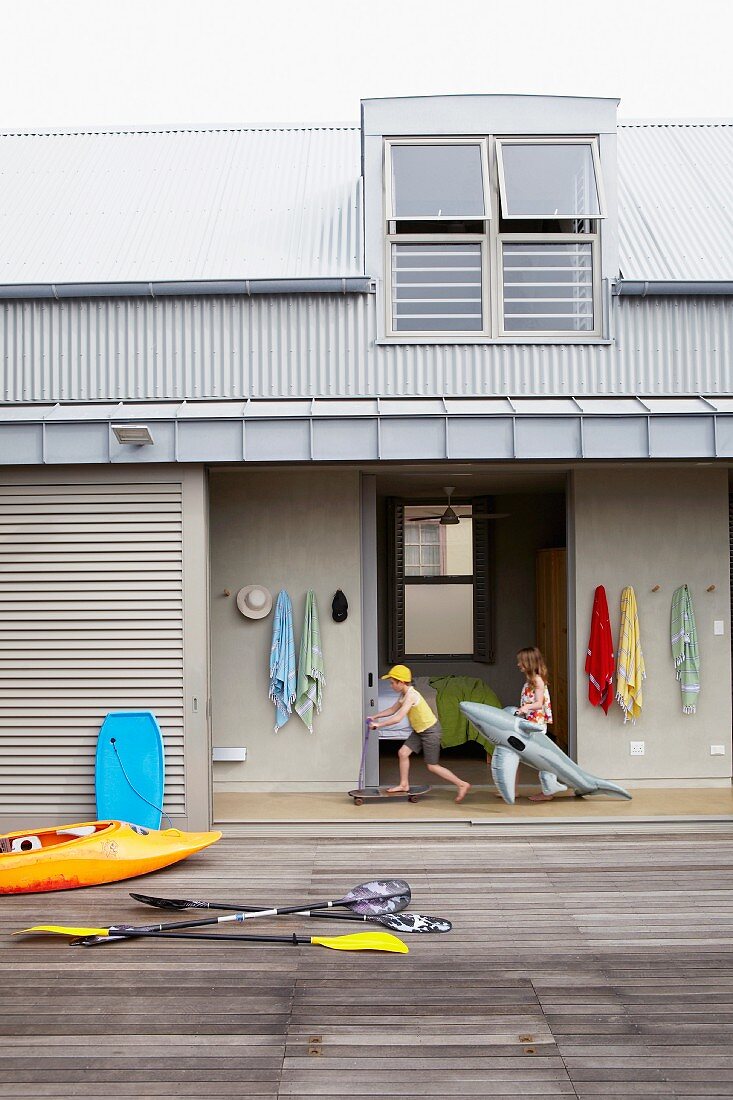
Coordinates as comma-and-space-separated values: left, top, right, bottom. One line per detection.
0, 820, 221, 894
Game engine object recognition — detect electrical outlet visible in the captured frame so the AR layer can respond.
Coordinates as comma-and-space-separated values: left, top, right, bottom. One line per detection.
711, 744, 726, 756
714, 621, 724, 636
629, 741, 645, 756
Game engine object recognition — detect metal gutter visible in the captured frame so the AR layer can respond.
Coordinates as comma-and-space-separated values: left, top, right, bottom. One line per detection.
0, 278, 375, 301
613, 280, 733, 297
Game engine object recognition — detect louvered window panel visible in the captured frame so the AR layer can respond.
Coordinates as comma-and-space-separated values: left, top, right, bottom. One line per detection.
502, 242, 594, 332
391, 243, 483, 332
0, 481, 185, 819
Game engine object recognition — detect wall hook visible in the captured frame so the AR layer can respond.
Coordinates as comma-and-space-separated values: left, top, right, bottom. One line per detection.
707, 584, 716, 592
223, 589, 231, 597
651, 585, 660, 593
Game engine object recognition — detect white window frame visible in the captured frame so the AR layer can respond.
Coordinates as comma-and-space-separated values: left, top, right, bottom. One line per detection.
384, 137, 491, 339
385, 136, 491, 223
496, 234, 601, 339
495, 136, 606, 221
385, 234, 490, 339
382, 134, 606, 343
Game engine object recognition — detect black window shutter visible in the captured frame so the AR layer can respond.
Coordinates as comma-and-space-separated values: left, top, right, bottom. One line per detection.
472, 495, 495, 663
387, 498, 406, 662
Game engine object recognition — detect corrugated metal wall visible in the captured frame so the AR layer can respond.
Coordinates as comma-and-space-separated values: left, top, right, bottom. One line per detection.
1, 294, 731, 402
0, 478, 185, 822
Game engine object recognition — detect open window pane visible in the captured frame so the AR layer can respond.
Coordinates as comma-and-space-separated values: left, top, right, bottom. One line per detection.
392, 244, 483, 332
498, 142, 602, 218
391, 144, 486, 218
502, 242, 594, 332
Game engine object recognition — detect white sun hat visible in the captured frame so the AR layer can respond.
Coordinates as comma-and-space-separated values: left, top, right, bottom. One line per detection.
236, 585, 273, 619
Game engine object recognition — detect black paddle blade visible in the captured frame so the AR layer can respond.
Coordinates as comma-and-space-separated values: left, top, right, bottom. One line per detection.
379, 913, 452, 933
130, 892, 208, 911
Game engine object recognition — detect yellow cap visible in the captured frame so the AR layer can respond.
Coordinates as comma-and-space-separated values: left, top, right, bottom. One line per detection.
381, 664, 412, 683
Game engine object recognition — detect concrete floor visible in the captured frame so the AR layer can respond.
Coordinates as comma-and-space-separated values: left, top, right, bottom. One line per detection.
215, 784, 733, 825
216, 742, 733, 825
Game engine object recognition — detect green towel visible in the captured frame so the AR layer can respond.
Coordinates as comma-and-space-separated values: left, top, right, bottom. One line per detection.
429, 675, 502, 750
295, 591, 324, 733
671, 585, 700, 714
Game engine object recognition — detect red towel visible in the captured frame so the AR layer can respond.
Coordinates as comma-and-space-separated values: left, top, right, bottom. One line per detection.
585, 585, 615, 714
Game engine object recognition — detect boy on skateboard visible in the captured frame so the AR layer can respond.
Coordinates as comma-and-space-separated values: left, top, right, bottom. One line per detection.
368, 665, 471, 804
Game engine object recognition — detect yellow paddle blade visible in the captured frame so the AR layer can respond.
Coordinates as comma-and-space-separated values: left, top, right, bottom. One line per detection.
311, 931, 408, 953
13, 925, 111, 938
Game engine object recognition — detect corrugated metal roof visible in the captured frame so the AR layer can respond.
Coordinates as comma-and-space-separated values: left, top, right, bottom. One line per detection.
0, 119, 731, 284
617, 121, 733, 280
0, 126, 362, 283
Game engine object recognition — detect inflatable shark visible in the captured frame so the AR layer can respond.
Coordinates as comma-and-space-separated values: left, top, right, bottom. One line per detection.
459, 701, 632, 804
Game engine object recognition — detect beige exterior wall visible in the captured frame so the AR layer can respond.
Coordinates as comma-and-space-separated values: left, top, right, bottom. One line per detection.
573, 467, 731, 785
209, 469, 363, 792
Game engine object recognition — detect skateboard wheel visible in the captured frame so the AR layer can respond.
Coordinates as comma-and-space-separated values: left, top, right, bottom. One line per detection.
354, 797, 364, 806
408, 795, 418, 803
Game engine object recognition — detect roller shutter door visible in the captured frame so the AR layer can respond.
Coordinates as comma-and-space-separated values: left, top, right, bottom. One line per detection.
0, 478, 185, 820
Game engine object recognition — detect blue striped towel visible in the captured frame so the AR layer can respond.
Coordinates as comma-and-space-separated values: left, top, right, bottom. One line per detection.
269, 590, 296, 731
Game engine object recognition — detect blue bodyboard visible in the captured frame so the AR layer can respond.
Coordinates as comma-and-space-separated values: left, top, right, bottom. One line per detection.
95, 711, 165, 829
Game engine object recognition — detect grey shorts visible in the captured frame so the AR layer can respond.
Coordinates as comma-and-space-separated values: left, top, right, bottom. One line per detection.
403, 725, 442, 765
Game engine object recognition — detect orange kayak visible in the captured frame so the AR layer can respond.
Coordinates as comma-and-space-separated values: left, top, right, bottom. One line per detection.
0, 820, 221, 894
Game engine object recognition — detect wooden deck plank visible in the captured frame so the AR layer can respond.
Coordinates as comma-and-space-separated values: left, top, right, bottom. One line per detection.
4, 826, 733, 1097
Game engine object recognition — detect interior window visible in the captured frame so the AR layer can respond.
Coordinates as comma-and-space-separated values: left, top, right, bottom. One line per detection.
404, 505, 474, 656
388, 497, 494, 663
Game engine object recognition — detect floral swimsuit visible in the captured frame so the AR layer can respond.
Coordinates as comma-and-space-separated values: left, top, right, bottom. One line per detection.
520, 681, 552, 727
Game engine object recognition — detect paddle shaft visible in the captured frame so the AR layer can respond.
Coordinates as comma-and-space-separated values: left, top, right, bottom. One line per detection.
134, 898, 399, 923
133, 896, 392, 915
113, 893, 407, 935
76, 929, 313, 946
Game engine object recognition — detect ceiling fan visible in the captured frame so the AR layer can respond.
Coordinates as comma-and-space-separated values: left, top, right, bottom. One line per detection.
412, 487, 510, 525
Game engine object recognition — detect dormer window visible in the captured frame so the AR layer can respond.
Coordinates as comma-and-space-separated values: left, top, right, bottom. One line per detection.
390, 142, 488, 220
496, 140, 604, 219
384, 136, 605, 340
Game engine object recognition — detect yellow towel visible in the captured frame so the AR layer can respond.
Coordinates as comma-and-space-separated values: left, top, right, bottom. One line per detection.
616, 586, 645, 724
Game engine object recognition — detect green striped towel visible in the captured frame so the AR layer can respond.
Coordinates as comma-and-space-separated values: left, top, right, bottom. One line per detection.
295, 590, 324, 733
671, 585, 700, 714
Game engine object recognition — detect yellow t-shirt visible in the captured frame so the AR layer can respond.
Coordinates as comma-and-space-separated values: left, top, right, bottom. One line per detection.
405, 687, 438, 733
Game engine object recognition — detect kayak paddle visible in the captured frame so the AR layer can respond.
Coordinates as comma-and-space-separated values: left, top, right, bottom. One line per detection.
15, 926, 408, 953
131, 892, 450, 933
130, 878, 411, 917
13, 880, 414, 942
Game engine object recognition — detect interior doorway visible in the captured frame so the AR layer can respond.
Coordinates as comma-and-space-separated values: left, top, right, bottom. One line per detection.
371, 466, 569, 790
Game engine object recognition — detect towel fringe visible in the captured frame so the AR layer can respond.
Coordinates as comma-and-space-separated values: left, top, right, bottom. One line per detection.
615, 690, 638, 725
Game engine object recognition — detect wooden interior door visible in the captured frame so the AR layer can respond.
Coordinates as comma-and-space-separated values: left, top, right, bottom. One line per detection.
536, 548, 568, 753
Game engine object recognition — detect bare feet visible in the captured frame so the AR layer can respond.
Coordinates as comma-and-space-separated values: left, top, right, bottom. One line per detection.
386, 785, 409, 794
455, 782, 471, 804
529, 792, 554, 802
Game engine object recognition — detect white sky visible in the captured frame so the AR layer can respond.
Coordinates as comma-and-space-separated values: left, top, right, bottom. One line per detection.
1, 0, 732, 130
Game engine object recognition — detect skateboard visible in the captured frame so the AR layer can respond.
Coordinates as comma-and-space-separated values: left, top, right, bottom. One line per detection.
348, 784, 431, 807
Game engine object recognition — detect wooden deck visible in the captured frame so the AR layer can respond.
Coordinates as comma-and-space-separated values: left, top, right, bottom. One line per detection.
3, 824, 733, 1098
